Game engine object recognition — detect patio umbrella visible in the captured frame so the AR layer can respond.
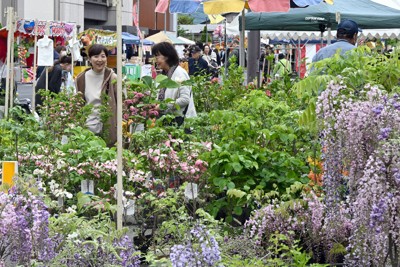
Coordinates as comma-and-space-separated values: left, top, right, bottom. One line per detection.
146, 31, 187, 45
203, 0, 332, 14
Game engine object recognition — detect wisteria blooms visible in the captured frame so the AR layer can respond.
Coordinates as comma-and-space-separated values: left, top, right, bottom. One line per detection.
317, 81, 400, 266
0, 188, 56, 264
169, 225, 221, 267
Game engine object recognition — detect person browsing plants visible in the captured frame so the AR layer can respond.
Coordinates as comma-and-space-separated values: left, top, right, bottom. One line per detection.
35, 55, 72, 109
75, 44, 118, 147
153, 42, 196, 126
312, 19, 360, 62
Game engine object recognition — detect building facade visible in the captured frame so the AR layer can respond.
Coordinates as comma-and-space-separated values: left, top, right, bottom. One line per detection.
1, 0, 176, 35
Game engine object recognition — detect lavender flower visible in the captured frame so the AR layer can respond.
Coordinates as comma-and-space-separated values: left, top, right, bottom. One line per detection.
170, 225, 221, 267
378, 127, 392, 140
369, 198, 387, 232
371, 104, 384, 115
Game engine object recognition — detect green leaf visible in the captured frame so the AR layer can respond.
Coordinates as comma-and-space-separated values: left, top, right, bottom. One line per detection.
158, 78, 179, 89
233, 206, 243, 215
227, 188, 246, 198
141, 76, 153, 88
227, 181, 235, 189
231, 162, 242, 173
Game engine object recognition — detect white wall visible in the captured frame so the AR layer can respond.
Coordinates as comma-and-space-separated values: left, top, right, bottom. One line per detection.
60, 0, 84, 29
23, 0, 54, 21
105, 0, 133, 26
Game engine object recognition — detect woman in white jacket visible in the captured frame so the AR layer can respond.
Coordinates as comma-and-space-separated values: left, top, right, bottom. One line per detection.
152, 42, 196, 126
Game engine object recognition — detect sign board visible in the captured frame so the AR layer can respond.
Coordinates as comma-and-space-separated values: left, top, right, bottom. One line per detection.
16, 19, 75, 38
78, 28, 117, 50
1, 161, 18, 187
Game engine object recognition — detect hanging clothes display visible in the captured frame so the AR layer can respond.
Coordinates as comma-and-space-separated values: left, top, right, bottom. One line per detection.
37, 35, 54, 66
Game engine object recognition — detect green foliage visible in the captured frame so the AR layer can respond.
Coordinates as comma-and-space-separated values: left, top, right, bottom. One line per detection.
296, 45, 400, 132
201, 25, 208, 43
202, 90, 311, 221
177, 14, 194, 25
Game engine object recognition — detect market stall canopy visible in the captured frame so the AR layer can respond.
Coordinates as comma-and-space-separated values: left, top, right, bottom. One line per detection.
121, 32, 154, 45
177, 36, 195, 44
261, 28, 400, 41
243, 0, 400, 31
146, 31, 187, 45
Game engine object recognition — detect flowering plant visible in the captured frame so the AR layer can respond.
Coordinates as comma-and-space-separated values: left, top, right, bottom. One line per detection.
317, 80, 400, 265
0, 185, 55, 265
169, 225, 221, 267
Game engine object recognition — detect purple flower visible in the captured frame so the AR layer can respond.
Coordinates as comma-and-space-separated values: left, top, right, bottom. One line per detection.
371, 104, 384, 115
369, 198, 388, 232
378, 127, 392, 140
170, 225, 221, 267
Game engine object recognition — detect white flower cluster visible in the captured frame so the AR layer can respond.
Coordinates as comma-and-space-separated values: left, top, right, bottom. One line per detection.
48, 180, 73, 199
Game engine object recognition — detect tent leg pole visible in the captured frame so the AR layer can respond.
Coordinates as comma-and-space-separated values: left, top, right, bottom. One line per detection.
224, 18, 228, 78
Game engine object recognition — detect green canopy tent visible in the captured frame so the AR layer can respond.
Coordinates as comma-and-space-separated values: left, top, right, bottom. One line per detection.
242, 0, 400, 84
243, 0, 400, 32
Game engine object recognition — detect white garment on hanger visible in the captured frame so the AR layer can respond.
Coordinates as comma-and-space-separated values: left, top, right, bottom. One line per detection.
37, 36, 54, 66
68, 38, 83, 61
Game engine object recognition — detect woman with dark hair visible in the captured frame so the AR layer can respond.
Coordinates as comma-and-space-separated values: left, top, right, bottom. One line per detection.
152, 41, 196, 126
75, 44, 118, 147
35, 55, 72, 108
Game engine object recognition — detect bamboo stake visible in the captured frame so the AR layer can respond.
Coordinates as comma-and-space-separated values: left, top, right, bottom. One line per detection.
9, 11, 15, 110
32, 19, 38, 111
116, 0, 124, 231
4, 7, 14, 119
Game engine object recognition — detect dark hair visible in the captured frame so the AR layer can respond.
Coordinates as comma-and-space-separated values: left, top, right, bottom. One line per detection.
55, 45, 66, 54
88, 44, 109, 58
151, 42, 179, 67
278, 53, 285, 60
195, 41, 204, 50
58, 55, 72, 64
49, 55, 72, 72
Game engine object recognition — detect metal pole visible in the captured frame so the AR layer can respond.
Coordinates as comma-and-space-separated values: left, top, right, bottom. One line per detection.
224, 18, 228, 77
115, 0, 124, 231
239, 9, 245, 68
206, 25, 209, 43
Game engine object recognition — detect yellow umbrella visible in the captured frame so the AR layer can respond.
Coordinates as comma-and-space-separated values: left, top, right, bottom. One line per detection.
203, 0, 247, 15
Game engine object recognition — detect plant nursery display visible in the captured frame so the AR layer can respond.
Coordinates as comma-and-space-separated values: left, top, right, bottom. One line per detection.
1, 46, 400, 266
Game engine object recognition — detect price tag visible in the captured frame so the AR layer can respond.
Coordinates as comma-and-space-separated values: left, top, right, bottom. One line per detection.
81, 180, 94, 195
184, 183, 198, 200
125, 200, 135, 216
61, 135, 68, 145
58, 196, 64, 207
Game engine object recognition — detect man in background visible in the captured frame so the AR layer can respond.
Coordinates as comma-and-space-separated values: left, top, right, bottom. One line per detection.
189, 46, 209, 76
227, 39, 240, 67
312, 19, 360, 62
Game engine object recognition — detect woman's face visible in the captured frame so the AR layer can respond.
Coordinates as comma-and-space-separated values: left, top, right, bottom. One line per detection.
204, 46, 210, 55
155, 53, 169, 71
89, 51, 107, 73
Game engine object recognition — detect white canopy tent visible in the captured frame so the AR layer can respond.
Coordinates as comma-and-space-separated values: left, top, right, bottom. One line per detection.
261, 29, 400, 41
